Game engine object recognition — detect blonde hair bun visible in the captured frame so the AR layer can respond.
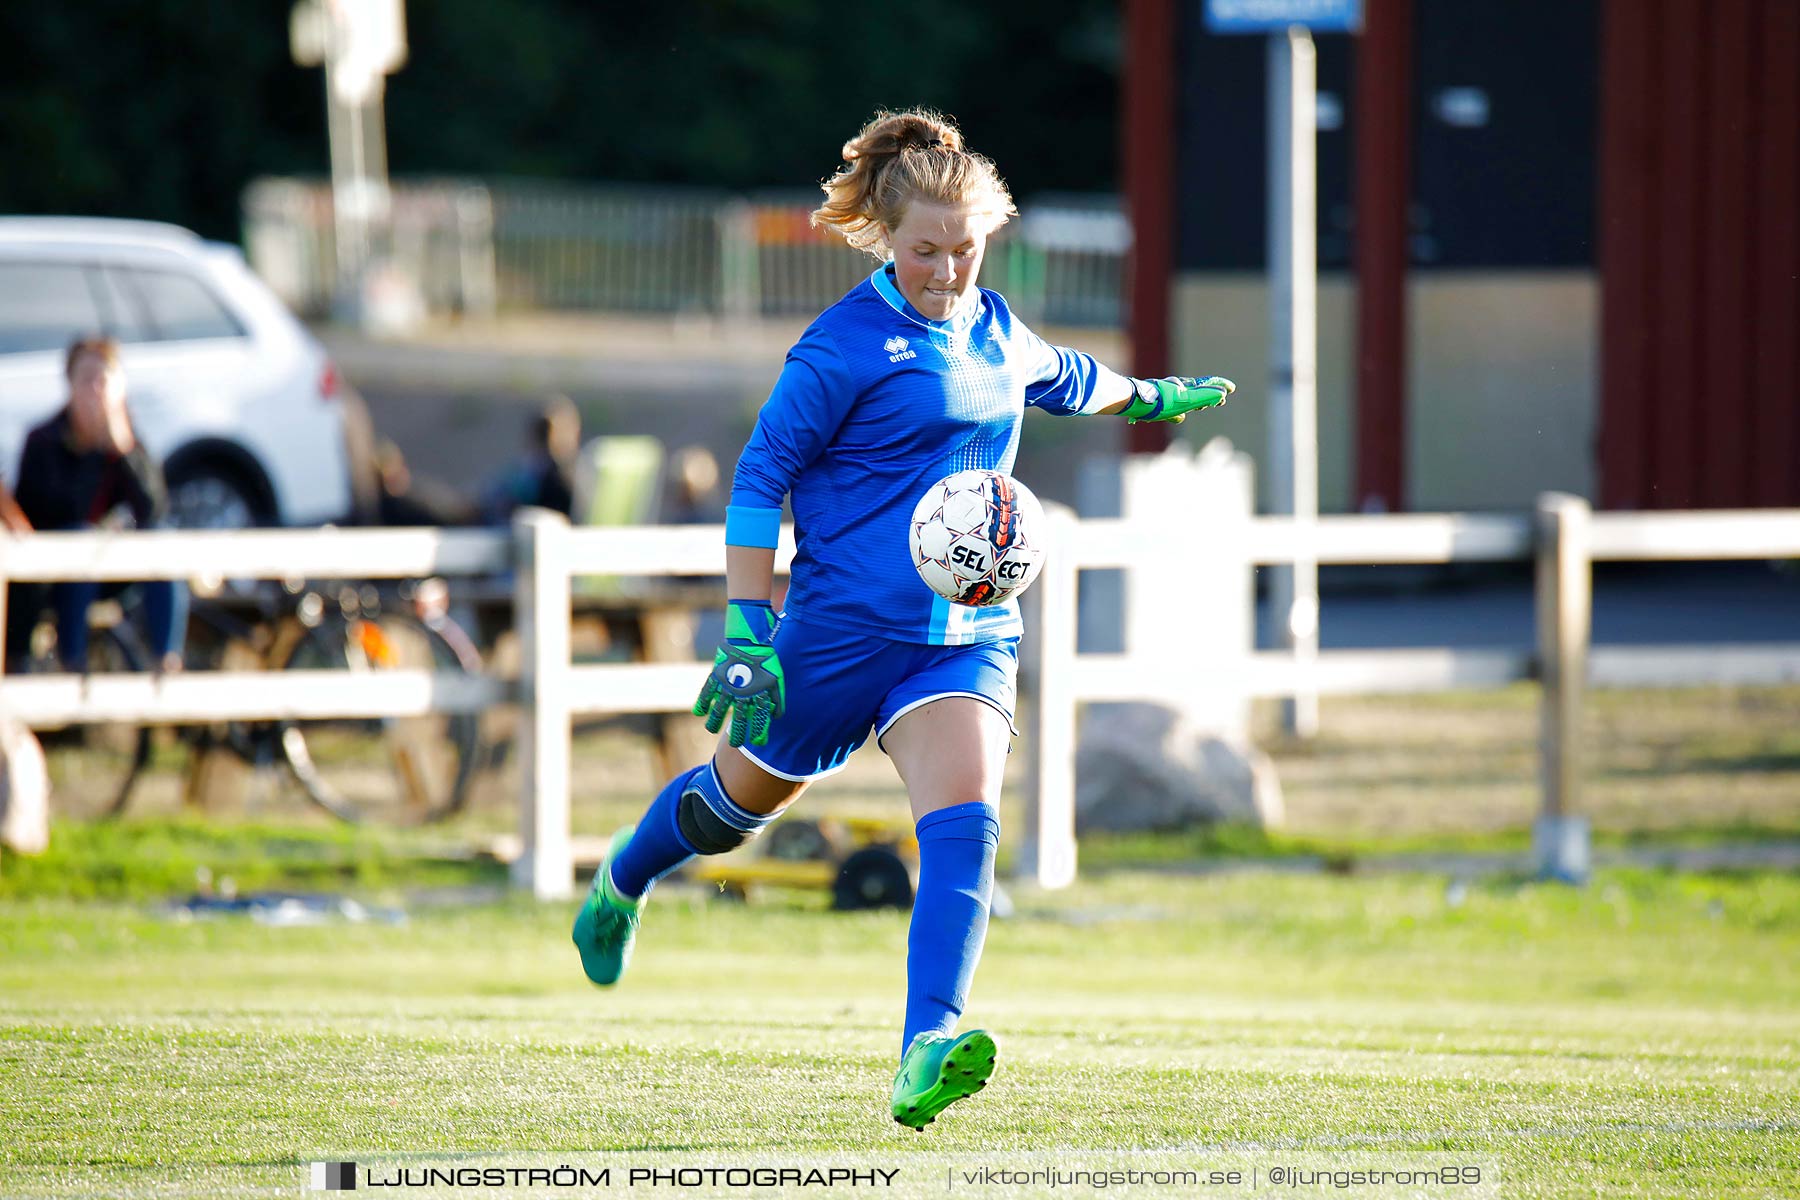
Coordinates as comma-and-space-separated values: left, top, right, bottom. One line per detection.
812, 109, 1016, 257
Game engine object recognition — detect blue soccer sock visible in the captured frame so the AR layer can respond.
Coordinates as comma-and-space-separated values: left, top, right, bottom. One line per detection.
902, 800, 1000, 1055
608, 764, 705, 900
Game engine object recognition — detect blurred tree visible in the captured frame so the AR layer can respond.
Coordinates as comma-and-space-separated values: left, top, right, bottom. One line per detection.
385, 0, 1121, 195
0, 1, 322, 240
0, 0, 1119, 240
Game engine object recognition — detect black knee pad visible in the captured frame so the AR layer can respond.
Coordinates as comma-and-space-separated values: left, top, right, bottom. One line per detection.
677, 784, 762, 855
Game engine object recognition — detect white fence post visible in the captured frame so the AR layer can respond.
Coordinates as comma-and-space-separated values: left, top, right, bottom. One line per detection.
454, 184, 498, 319
513, 507, 574, 900
1195, 439, 1257, 746
1021, 503, 1079, 889
1122, 440, 1255, 742
1534, 492, 1592, 883
719, 199, 760, 321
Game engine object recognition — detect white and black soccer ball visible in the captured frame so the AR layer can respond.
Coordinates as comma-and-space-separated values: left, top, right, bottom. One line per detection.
907, 469, 1047, 607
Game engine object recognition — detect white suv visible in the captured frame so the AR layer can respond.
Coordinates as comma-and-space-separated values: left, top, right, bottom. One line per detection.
0, 218, 373, 527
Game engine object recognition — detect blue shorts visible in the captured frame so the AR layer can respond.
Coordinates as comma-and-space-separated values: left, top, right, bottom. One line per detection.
737, 616, 1020, 782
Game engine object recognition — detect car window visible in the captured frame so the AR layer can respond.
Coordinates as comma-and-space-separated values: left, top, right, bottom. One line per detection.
90, 265, 156, 343
0, 262, 104, 354
126, 267, 246, 341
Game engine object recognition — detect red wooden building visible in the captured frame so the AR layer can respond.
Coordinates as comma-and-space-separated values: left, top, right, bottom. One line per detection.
1125, 0, 1799, 512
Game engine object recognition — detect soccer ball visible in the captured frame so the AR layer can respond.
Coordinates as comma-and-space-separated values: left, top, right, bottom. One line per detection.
907, 469, 1047, 607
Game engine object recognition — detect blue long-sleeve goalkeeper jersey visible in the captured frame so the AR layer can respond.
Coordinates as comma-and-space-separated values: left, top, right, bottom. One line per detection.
730, 263, 1130, 645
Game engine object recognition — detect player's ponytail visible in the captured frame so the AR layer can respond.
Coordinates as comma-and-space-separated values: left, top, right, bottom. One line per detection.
812, 109, 1017, 258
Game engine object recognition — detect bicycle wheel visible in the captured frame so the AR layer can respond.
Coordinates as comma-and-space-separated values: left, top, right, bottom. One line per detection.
173, 597, 295, 813
34, 625, 153, 819
275, 612, 481, 823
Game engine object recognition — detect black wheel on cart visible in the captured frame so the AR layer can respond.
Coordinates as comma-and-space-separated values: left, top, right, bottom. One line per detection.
766, 818, 839, 862
832, 845, 916, 911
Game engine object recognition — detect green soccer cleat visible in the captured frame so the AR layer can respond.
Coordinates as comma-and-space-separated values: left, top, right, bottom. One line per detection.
571, 826, 641, 986
890, 1028, 997, 1130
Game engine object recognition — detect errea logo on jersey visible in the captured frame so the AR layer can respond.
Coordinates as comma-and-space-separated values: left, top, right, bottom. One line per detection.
885, 335, 917, 363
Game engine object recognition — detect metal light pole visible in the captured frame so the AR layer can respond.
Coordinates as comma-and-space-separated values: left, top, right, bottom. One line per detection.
292, 0, 406, 323
1266, 25, 1321, 737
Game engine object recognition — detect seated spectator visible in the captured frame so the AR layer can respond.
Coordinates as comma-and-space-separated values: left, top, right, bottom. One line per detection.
374, 439, 477, 527
481, 396, 580, 522
666, 444, 727, 525
0, 481, 29, 535
3, 337, 186, 673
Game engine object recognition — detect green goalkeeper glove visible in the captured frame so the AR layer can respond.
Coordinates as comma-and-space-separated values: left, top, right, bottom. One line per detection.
693, 599, 785, 748
1123, 375, 1236, 424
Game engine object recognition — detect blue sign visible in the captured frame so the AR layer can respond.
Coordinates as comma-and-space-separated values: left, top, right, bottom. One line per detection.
1204, 0, 1362, 34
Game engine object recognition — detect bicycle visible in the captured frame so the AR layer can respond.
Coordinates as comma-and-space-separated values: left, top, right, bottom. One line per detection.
182, 577, 489, 825
13, 600, 156, 820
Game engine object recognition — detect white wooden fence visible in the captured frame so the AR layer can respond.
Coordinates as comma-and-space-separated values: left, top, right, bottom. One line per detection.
0, 527, 513, 725
3, 495, 1798, 897
1020, 490, 1800, 887
506, 512, 796, 899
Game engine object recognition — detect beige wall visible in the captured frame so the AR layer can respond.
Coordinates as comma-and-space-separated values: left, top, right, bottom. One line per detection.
1171, 271, 1598, 513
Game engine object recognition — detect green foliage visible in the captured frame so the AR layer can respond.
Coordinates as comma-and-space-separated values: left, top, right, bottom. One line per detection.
0, 0, 1120, 241
0, 1, 323, 239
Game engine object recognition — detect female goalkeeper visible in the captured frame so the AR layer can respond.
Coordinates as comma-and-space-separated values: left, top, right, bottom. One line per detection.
573, 109, 1233, 1130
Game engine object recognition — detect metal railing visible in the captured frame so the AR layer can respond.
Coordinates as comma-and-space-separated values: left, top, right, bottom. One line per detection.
242, 177, 1129, 327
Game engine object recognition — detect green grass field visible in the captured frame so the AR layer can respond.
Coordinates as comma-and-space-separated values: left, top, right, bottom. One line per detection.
5, 685, 1798, 1197
3, 865, 1797, 1198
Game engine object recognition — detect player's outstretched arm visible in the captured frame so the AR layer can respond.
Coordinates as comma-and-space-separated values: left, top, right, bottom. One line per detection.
1122, 376, 1236, 424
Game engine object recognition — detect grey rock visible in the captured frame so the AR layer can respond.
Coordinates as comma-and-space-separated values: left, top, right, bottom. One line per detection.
0, 716, 49, 855
1075, 702, 1284, 832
